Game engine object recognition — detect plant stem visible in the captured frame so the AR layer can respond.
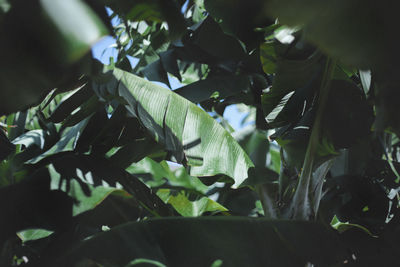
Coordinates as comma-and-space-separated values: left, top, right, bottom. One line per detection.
256, 184, 277, 219
289, 58, 336, 220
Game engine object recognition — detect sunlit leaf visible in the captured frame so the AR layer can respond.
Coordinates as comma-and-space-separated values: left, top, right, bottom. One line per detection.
107, 67, 254, 188
157, 189, 227, 216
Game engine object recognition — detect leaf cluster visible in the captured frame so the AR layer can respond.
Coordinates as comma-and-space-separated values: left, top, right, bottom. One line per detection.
0, 0, 399, 266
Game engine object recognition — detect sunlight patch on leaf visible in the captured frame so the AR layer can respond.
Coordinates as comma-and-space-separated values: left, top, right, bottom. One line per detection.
110, 67, 254, 187
157, 189, 227, 216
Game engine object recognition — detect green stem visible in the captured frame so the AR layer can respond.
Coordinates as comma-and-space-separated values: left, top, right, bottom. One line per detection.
289, 58, 336, 220
256, 184, 277, 219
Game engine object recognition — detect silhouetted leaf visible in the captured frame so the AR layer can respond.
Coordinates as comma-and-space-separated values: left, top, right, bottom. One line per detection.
323, 79, 373, 149
0, 131, 15, 161
51, 217, 347, 267
48, 84, 93, 123
0, 0, 107, 114
204, 0, 272, 47
175, 75, 251, 103
266, 0, 398, 68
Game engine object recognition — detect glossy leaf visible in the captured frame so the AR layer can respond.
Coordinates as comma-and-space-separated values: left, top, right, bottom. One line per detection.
109, 67, 254, 187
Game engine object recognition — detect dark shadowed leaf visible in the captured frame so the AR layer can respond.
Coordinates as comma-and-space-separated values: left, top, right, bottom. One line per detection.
0, 168, 74, 244
204, 0, 272, 47
266, 0, 398, 69
261, 50, 324, 123
50, 217, 348, 267
322, 79, 373, 149
188, 16, 246, 61
0, 131, 15, 161
48, 84, 94, 123
106, 0, 186, 40
0, 0, 107, 114
141, 58, 170, 87
174, 75, 251, 103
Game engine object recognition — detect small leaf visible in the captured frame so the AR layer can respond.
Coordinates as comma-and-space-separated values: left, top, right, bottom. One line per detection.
330, 215, 377, 237
17, 229, 54, 242
359, 70, 371, 95
260, 42, 277, 74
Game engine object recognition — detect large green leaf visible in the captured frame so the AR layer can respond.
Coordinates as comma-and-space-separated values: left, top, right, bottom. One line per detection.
39, 0, 108, 63
265, 0, 397, 69
49, 217, 348, 267
108, 67, 254, 187
0, 0, 107, 114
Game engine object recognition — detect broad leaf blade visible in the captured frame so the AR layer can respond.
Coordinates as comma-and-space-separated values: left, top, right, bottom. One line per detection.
40, 0, 108, 63
52, 217, 347, 267
111, 67, 254, 187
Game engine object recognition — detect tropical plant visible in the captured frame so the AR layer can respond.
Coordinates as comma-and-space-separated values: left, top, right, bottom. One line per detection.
0, 0, 399, 266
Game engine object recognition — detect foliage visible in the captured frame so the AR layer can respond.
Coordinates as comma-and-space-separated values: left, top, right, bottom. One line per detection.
0, 0, 399, 266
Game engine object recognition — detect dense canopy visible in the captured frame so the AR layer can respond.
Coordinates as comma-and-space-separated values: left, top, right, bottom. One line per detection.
0, 0, 399, 266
